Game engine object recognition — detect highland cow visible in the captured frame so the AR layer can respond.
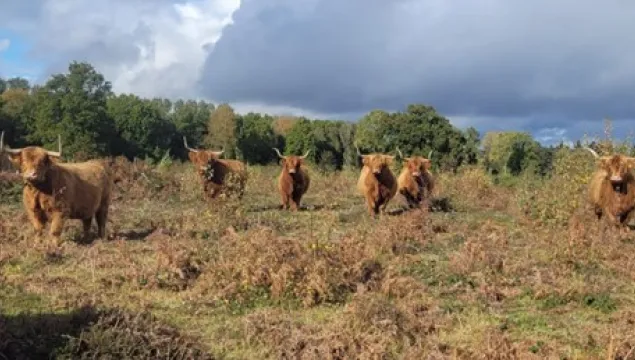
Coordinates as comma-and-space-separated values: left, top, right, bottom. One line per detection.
183, 136, 247, 199
585, 147, 635, 227
0, 131, 113, 245
273, 148, 311, 211
397, 148, 435, 209
356, 146, 398, 217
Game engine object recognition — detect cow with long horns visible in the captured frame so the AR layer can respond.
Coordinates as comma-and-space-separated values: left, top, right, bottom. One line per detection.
0, 131, 113, 245
397, 148, 435, 209
585, 147, 635, 227
183, 136, 247, 199
356, 146, 398, 217
274, 148, 311, 210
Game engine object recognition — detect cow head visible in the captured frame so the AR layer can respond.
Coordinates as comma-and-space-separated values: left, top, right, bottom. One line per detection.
183, 136, 224, 177
585, 147, 635, 185
397, 148, 433, 177
357, 146, 395, 175
0, 131, 62, 183
273, 148, 310, 174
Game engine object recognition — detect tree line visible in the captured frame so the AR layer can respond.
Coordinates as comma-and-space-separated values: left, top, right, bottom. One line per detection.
1, 61, 583, 175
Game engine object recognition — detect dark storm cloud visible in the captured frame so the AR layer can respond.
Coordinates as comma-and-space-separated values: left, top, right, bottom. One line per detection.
200, 0, 635, 135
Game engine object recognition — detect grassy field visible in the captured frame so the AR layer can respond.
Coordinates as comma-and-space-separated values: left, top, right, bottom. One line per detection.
2, 157, 635, 359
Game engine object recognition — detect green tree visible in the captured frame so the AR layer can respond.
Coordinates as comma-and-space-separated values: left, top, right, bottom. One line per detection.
206, 103, 238, 158
29, 62, 115, 158
482, 131, 542, 175
355, 104, 477, 171
236, 112, 281, 164
6, 77, 30, 91
171, 99, 214, 157
107, 94, 176, 160
0, 88, 33, 147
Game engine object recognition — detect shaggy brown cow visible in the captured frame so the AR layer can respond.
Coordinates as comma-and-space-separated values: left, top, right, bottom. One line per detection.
356, 146, 398, 216
397, 148, 435, 209
273, 148, 311, 210
0, 131, 113, 245
183, 136, 247, 199
585, 147, 635, 227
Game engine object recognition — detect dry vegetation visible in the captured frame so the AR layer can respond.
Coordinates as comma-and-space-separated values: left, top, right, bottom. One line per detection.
3, 151, 635, 359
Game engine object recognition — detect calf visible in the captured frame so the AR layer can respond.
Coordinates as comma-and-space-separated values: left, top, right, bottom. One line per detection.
273, 148, 311, 210
585, 147, 635, 227
356, 146, 397, 216
1, 131, 113, 245
397, 148, 435, 209
184, 136, 247, 199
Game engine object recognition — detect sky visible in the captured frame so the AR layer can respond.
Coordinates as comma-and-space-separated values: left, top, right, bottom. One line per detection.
1, 0, 635, 145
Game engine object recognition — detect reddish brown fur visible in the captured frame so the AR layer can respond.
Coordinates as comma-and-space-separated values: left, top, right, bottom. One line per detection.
356, 148, 397, 217
586, 148, 635, 227
1, 133, 112, 245
184, 137, 247, 199
397, 155, 435, 209
274, 148, 311, 211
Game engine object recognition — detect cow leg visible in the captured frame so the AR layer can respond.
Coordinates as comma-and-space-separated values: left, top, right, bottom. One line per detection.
26, 208, 46, 242
594, 206, 603, 219
49, 212, 66, 246
96, 206, 109, 239
280, 192, 289, 210
291, 191, 302, 211
82, 218, 93, 242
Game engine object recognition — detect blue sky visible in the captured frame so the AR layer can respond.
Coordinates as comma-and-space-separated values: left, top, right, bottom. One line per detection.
1, 0, 635, 146
0, 29, 44, 81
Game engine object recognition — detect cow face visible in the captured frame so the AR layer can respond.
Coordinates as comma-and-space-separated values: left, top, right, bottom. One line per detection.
0, 132, 62, 183
361, 154, 394, 175
187, 150, 223, 177
404, 157, 431, 177
183, 136, 223, 177
274, 148, 310, 174
599, 155, 635, 184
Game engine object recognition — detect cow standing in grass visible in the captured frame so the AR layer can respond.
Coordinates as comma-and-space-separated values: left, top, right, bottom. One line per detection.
273, 148, 311, 211
397, 148, 435, 209
183, 137, 247, 200
356, 146, 397, 217
585, 147, 635, 227
0, 131, 113, 245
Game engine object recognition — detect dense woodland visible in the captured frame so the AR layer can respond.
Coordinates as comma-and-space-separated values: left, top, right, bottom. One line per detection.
0, 61, 618, 176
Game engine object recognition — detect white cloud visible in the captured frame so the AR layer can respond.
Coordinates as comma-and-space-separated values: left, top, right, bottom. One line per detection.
0, 39, 10, 52
2, 0, 241, 98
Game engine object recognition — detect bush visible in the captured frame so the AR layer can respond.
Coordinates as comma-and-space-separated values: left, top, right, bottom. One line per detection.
516, 147, 595, 226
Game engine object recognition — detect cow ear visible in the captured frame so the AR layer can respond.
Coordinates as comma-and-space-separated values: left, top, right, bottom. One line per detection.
384, 155, 394, 165
628, 158, 635, 169
49, 155, 61, 164
423, 159, 432, 170
361, 155, 370, 166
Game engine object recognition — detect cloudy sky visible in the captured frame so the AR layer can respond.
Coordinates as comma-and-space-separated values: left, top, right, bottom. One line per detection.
1, 0, 634, 144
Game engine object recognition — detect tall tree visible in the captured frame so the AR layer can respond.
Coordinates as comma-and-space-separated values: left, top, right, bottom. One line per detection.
206, 103, 238, 158
108, 94, 176, 160
30, 61, 115, 158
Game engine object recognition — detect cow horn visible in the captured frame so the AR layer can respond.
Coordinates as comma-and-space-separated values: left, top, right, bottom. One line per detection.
0, 131, 23, 154
396, 147, 404, 159
300, 150, 310, 159
583, 147, 600, 158
356, 145, 362, 156
45, 135, 62, 157
273, 147, 285, 159
183, 136, 199, 152
211, 150, 224, 157
428, 150, 433, 159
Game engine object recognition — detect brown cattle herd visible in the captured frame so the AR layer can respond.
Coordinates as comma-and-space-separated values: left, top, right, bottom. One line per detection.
1, 131, 635, 245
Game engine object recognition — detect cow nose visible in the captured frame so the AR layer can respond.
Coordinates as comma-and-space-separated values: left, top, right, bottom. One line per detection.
25, 171, 37, 180
412, 172, 421, 177
610, 175, 623, 182
288, 169, 296, 173
373, 169, 381, 174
